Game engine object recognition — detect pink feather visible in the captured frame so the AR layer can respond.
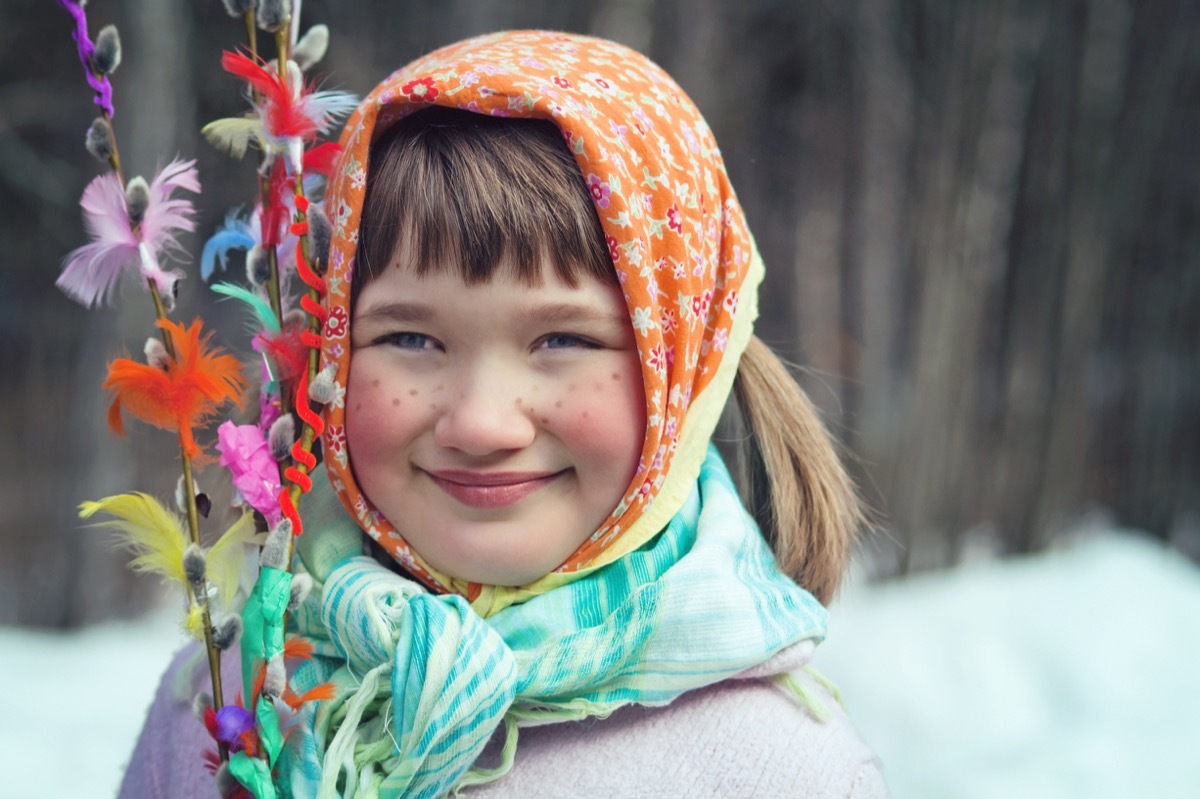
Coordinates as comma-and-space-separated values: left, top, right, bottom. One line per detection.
57, 172, 139, 307
57, 159, 200, 308
142, 158, 200, 257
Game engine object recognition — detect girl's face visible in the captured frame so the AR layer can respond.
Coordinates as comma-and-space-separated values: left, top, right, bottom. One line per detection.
346, 255, 646, 586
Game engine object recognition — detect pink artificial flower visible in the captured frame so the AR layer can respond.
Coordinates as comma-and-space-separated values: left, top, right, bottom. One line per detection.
216, 421, 282, 526
57, 158, 199, 308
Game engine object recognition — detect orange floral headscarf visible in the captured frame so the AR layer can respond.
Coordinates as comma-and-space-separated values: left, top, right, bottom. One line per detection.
321, 31, 764, 613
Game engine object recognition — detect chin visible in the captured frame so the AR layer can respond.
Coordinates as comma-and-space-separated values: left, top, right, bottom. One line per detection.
445, 556, 559, 588
410, 530, 559, 588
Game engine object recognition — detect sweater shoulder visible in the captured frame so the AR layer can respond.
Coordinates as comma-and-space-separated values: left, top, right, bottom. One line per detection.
470, 670, 890, 798
117, 642, 242, 799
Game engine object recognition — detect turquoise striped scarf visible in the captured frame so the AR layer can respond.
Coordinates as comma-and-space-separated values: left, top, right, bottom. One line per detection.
280, 446, 827, 797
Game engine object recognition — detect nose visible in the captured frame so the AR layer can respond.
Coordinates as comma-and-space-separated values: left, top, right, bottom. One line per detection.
432, 362, 538, 456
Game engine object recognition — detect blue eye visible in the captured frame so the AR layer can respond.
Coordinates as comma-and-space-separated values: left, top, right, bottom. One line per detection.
380, 332, 437, 350
541, 334, 598, 350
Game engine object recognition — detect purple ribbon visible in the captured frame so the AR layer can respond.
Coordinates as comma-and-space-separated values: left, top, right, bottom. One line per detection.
57, 0, 115, 117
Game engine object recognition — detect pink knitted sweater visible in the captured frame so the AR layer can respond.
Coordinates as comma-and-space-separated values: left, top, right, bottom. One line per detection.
119, 642, 888, 797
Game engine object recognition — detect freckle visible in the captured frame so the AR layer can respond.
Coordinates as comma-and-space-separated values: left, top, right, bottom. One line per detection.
532, 385, 540, 392
583, 411, 589, 418
541, 417, 550, 424
355, 402, 362, 412
408, 388, 418, 396
434, 384, 444, 392
555, 400, 562, 408
516, 398, 523, 405
611, 372, 619, 381
392, 398, 400, 407
429, 403, 437, 410
371, 379, 380, 388
568, 384, 577, 392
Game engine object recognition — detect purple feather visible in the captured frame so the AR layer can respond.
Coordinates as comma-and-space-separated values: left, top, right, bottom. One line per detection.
57, 158, 200, 308
57, 0, 114, 117
213, 704, 256, 750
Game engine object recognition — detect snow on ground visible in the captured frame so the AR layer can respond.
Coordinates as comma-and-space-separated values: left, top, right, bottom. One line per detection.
816, 531, 1200, 799
3, 530, 1198, 798
3, 606, 183, 798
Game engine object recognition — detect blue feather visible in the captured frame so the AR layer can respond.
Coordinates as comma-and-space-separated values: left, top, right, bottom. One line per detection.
302, 173, 326, 198
211, 281, 281, 336
200, 212, 256, 281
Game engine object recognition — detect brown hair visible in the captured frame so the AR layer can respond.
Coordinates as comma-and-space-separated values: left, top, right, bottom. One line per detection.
354, 106, 612, 303
731, 337, 865, 604
353, 106, 863, 603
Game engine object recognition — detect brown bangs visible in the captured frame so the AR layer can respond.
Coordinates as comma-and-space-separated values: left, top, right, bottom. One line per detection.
354, 106, 614, 302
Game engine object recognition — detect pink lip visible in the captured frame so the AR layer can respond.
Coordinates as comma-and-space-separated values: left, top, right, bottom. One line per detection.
424, 469, 563, 509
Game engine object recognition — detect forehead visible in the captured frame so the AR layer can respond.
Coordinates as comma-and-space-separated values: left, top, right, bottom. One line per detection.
353, 255, 631, 326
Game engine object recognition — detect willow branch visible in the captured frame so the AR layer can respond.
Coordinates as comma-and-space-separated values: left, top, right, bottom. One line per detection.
242, 9, 257, 58
92, 61, 227, 735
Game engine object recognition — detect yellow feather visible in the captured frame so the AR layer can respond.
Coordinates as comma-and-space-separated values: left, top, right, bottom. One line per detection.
201, 117, 265, 159
79, 493, 188, 586
183, 601, 206, 641
206, 512, 266, 608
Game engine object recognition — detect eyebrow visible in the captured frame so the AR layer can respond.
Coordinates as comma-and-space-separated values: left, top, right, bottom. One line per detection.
355, 302, 435, 325
355, 301, 627, 327
524, 302, 627, 326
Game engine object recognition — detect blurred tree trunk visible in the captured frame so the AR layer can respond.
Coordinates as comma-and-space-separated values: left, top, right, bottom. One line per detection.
6, 0, 1199, 626
0, 0, 199, 627
852, 0, 1199, 570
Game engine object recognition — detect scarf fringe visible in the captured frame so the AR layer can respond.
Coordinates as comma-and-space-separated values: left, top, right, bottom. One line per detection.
803, 664, 845, 709
772, 667, 848, 724
317, 664, 386, 799
452, 714, 518, 793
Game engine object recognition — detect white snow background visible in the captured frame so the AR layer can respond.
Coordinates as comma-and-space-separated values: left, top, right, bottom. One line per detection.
3, 529, 1197, 798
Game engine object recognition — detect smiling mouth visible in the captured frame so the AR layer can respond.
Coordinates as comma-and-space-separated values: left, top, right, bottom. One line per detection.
424, 470, 564, 509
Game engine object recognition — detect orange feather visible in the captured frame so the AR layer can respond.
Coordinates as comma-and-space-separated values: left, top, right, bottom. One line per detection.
250, 659, 267, 709
106, 396, 125, 437
238, 729, 260, 758
283, 682, 336, 710
283, 635, 315, 662
102, 319, 246, 458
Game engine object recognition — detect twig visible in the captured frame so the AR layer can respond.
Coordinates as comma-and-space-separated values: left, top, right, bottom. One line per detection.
90, 58, 229, 753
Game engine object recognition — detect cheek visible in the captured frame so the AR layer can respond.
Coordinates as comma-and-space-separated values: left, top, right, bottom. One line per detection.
345, 372, 383, 473
345, 358, 435, 463
540, 362, 646, 473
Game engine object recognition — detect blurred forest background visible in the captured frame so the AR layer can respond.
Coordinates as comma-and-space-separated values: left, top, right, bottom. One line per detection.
2, 0, 1197, 627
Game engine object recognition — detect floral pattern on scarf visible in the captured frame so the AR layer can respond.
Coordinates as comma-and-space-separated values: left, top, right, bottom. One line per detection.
321, 31, 761, 603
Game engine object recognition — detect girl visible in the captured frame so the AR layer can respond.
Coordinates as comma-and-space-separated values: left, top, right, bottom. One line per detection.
121, 30, 888, 798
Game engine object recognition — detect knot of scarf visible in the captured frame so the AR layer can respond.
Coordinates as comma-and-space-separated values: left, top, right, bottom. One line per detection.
281, 447, 827, 798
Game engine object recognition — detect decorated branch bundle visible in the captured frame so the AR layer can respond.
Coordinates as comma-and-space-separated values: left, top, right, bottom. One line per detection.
56, 2, 355, 796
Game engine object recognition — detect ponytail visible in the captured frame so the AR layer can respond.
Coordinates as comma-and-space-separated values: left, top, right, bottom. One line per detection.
731, 336, 864, 604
